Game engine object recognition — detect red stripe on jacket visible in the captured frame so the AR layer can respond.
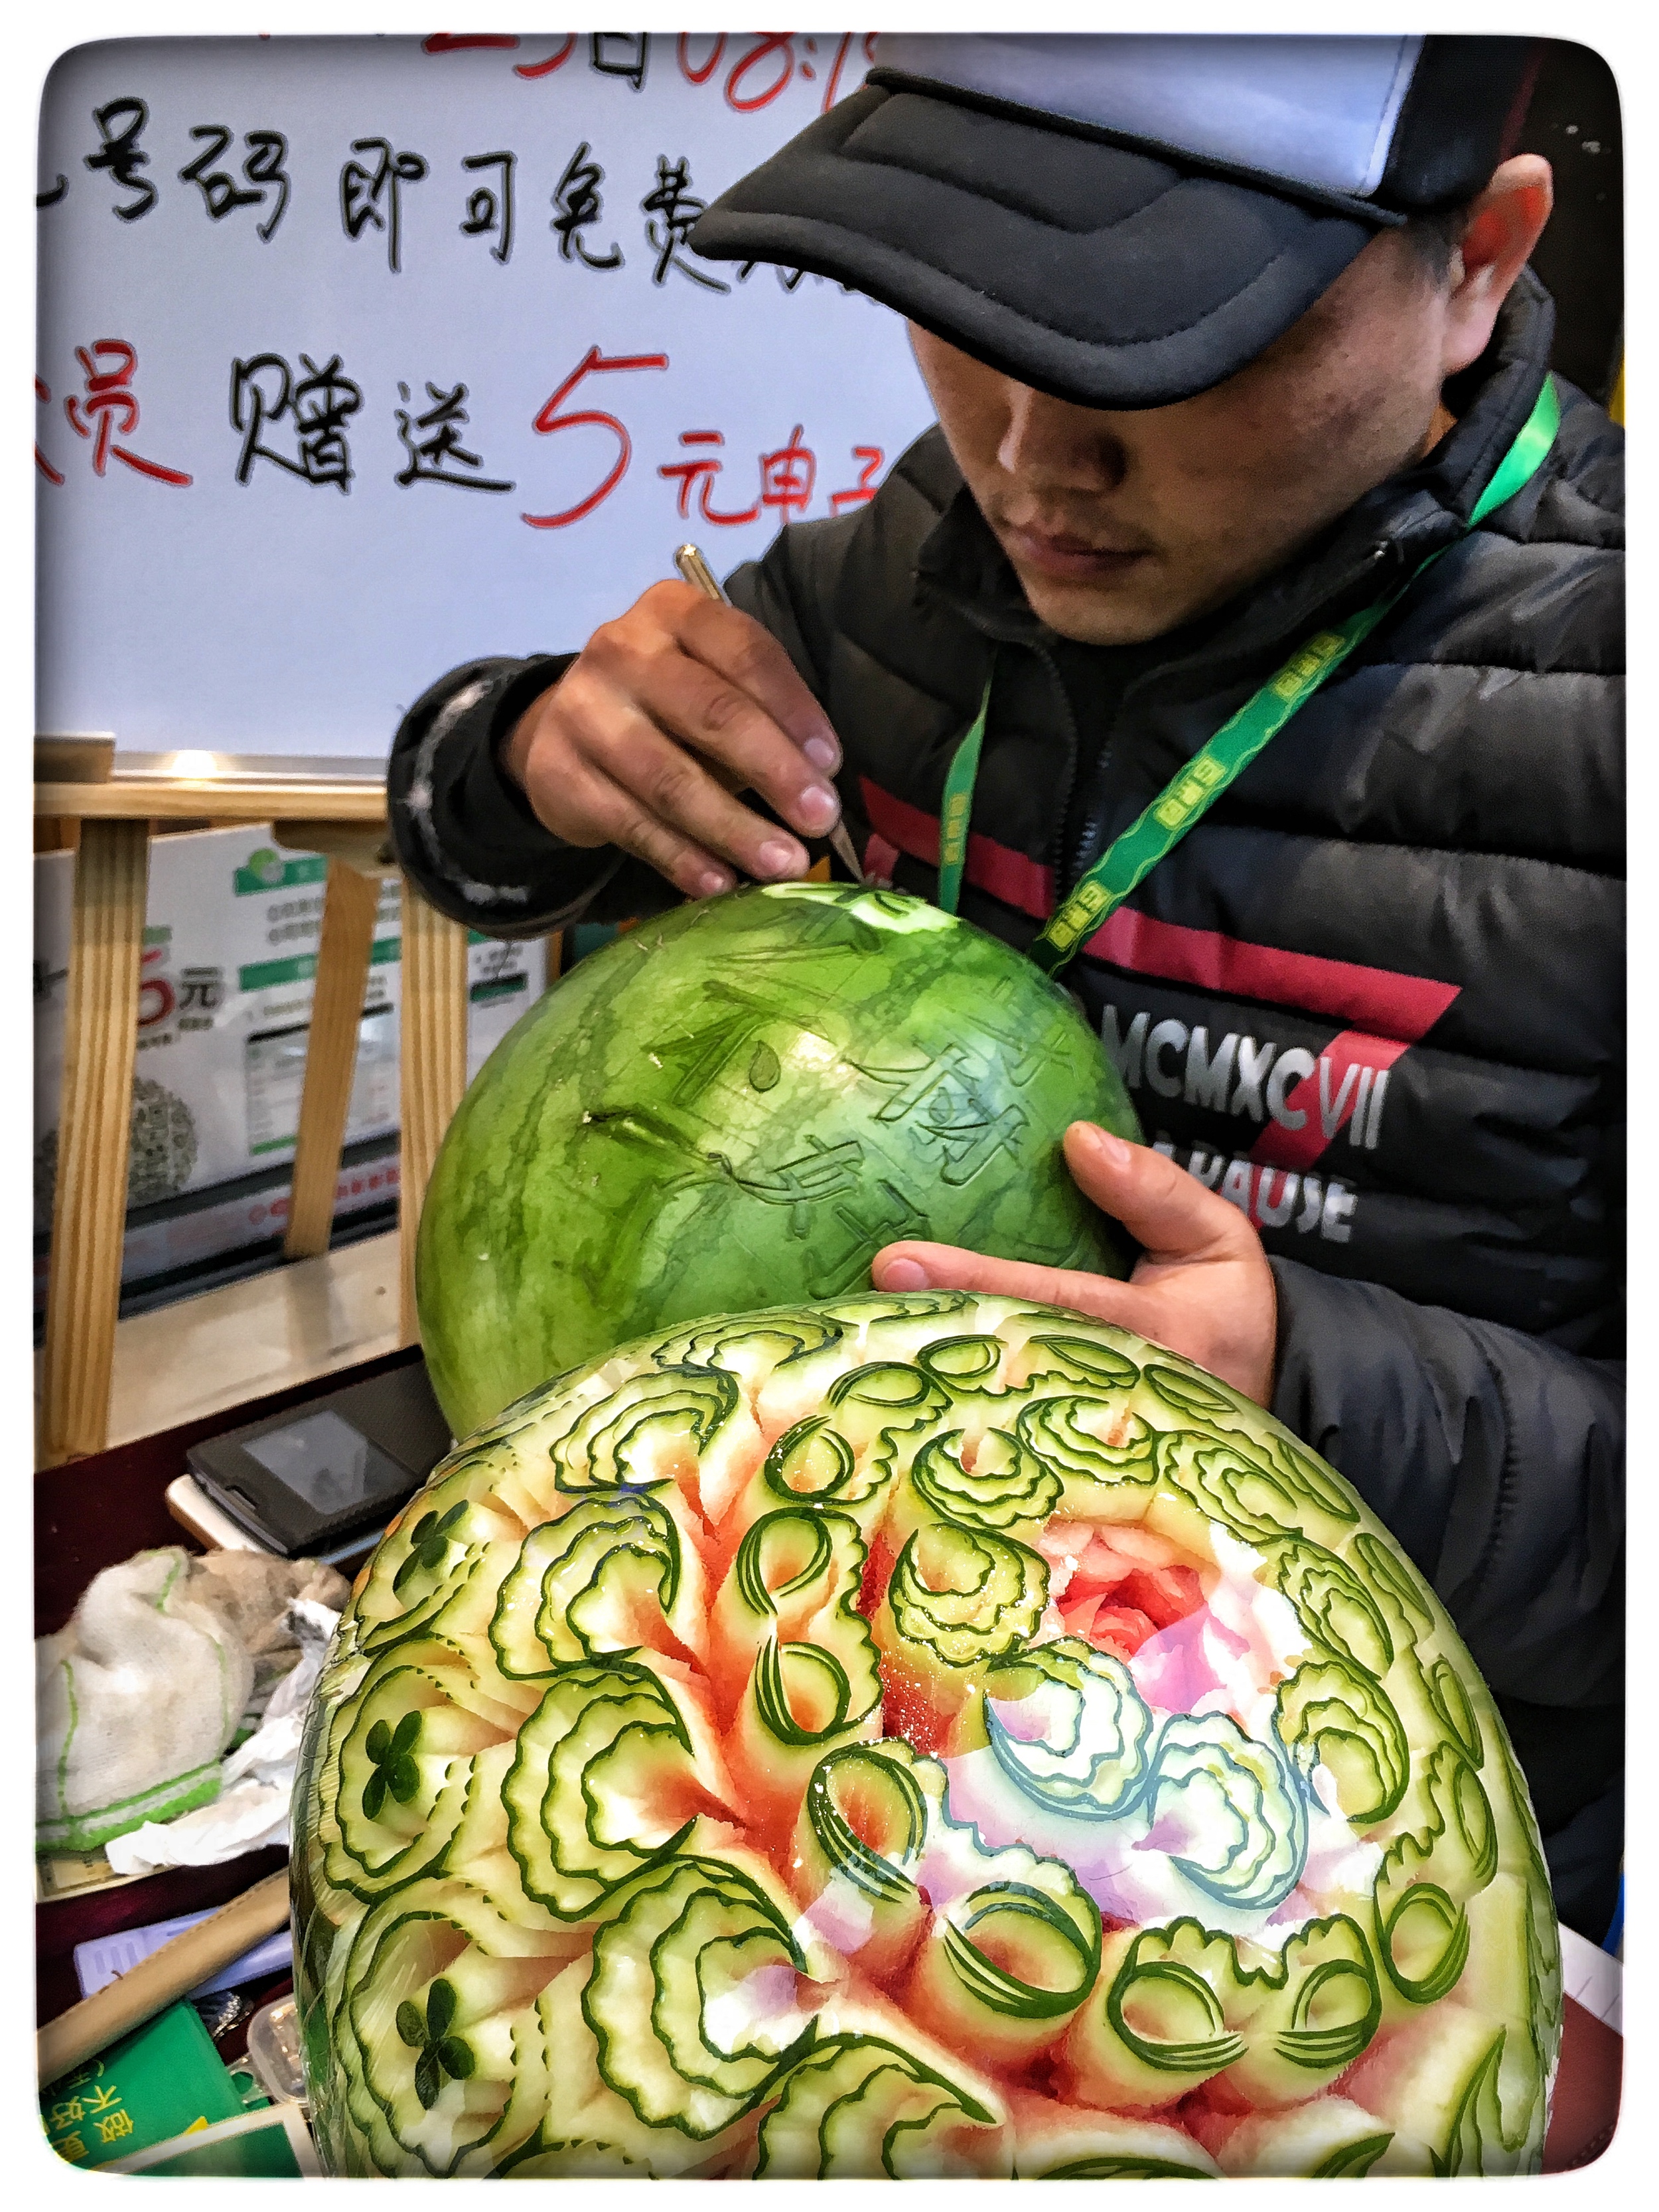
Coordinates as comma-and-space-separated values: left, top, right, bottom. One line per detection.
859, 774, 1459, 1050
859, 776, 1053, 917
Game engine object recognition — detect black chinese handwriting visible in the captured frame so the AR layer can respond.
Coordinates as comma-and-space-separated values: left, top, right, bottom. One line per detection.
86, 97, 155, 222
180, 126, 291, 241
641, 156, 728, 291
738, 261, 855, 297
460, 149, 515, 264
37, 175, 68, 208
340, 138, 428, 273
551, 142, 622, 269
590, 33, 648, 91
394, 382, 514, 491
244, 134, 292, 240
180, 127, 258, 218
230, 353, 362, 491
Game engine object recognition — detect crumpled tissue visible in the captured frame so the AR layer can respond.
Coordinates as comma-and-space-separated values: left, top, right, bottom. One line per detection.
37, 1546, 346, 1858
105, 1597, 340, 1875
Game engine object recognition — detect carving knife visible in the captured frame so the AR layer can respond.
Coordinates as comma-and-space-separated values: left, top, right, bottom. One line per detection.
675, 542, 867, 883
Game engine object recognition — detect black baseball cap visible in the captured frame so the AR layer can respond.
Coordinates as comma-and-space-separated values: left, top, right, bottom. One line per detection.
691, 34, 1541, 409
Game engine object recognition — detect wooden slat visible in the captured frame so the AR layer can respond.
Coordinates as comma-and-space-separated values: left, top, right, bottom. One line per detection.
36, 778, 387, 824
38, 820, 152, 1465
271, 821, 394, 869
283, 859, 381, 1260
398, 889, 470, 1344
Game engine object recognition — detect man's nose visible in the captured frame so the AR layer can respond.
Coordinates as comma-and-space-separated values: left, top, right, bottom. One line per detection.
996, 384, 1127, 490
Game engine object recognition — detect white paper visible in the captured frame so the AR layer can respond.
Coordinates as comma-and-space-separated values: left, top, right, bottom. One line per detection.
1558, 1921, 1623, 2035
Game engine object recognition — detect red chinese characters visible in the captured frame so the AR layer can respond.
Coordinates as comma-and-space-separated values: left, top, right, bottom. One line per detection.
514, 38, 577, 80
59, 340, 192, 486
658, 430, 760, 526
522, 344, 670, 529
34, 374, 64, 485
137, 945, 175, 1028
660, 428, 886, 528
830, 444, 885, 513
420, 34, 519, 54
676, 32, 879, 115
758, 423, 816, 522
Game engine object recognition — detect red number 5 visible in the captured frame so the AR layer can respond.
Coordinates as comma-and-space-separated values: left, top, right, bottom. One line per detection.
522, 344, 671, 530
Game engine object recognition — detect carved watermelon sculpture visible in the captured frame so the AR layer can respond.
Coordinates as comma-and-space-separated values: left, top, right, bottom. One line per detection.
294, 1292, 1559, 2178
415, 883, 1137, 1438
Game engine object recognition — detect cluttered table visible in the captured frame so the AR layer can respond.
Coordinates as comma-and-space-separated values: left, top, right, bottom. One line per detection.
33, 1340, 427, 2175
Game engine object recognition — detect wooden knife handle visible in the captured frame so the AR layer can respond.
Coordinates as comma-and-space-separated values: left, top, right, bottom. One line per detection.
38, 1868, 292, 2088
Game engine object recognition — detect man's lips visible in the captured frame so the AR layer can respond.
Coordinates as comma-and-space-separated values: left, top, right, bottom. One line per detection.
1001, 522, 1151, 583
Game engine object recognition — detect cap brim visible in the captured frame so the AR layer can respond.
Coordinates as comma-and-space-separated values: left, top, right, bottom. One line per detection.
691, 80, 1386, 410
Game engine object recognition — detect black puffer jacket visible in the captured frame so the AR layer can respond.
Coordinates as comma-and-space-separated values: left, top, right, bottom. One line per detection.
390, 275, 1624, 1927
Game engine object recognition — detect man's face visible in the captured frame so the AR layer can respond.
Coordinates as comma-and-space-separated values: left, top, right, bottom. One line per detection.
908, 230, 1455, 647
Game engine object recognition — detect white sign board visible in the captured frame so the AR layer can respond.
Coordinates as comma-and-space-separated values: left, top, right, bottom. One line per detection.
36, 33, 935, 758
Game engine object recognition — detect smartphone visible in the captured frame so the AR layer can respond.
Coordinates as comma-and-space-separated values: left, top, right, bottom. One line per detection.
186, 1364, 452, 1558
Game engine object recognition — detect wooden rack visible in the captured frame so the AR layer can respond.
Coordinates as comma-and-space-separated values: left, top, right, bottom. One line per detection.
34, 770, 476, 1467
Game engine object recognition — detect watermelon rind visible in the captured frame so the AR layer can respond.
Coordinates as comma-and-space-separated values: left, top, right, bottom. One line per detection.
415, 884, 1139, 1436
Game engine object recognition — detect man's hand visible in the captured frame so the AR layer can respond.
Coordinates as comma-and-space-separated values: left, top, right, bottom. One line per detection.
502, 580, 846, 899
871, 1122, 1279, 1406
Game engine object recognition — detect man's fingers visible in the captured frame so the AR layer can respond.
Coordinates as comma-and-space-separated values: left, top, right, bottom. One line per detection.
504, 583, 847, 894
871, 1242, 1144, 1327
627, 643, 842, 849
673, 589, 841, 767
577, 695, 815, 882
1061, 1122, 1262, 1264
538, 755, 737, 900
538, 649, 814, 883
591, 584, 843, 846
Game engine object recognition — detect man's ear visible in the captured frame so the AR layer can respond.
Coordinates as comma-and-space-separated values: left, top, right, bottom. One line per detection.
1441, 155, 1555, 380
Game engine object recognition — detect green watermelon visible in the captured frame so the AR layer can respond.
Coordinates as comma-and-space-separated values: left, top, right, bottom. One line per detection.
416, 883, 1139, 1436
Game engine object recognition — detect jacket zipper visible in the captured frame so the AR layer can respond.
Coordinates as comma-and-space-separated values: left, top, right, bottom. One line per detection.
1056, 538, 1401, 893
1029, 640, 1084, 889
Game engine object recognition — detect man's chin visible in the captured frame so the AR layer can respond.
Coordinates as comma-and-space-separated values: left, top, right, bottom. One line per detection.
1011, 560, 1191, 648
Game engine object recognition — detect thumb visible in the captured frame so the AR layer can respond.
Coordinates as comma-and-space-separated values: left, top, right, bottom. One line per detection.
1062, 1122, 1260, 1264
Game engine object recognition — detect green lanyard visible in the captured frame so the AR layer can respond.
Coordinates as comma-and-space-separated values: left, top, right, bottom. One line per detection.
934, 374, 1561, 975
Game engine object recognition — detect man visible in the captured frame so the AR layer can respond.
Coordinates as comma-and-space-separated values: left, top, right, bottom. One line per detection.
390, 35, 1623, 1939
